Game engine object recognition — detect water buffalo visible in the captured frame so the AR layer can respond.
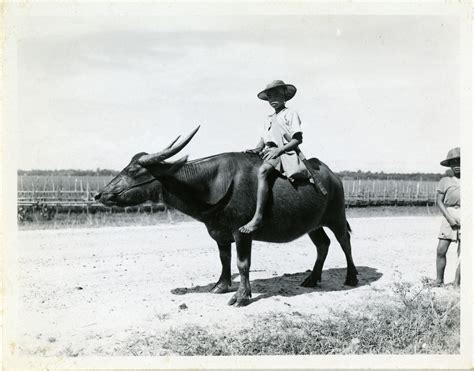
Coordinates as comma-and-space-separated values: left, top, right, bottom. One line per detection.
95, 126, 358, 306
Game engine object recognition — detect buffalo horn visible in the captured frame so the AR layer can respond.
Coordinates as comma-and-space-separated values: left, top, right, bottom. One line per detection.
139, 125, 200, 165
165, 135, 181, 150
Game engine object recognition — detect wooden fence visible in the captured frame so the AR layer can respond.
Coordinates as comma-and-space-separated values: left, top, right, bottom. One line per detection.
18, 190, 165, 211
17, 190, 165, 223
343, 180, 436, 207
17, 179, 437, 212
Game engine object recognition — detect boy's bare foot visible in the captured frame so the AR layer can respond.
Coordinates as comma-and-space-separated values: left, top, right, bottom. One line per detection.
239, 219, 263, 234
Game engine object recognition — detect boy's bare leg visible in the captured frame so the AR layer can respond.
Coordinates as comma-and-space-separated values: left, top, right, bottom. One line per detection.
436, 239, 450, 286
239, 163, 274, 234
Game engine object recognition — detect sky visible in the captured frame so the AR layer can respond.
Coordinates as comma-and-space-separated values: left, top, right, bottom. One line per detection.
14, 9, 462, 173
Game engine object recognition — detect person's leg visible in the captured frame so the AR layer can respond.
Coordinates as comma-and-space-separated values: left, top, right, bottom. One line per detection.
436, 238, 451, 286
239, 163, 275, 233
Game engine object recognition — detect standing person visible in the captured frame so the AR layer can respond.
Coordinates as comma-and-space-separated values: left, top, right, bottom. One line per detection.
435, 147, 460, 287
239, 80, 311, 234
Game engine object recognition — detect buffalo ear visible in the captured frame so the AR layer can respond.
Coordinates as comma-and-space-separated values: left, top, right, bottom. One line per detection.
167, 156, 188, 172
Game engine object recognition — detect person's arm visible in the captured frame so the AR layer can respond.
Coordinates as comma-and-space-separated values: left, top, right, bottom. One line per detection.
245, 138, 265, 154
436, 193, 460, 229
281, 132, 303, 152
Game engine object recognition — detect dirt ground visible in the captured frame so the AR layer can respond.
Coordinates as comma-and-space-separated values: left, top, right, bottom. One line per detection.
14, 216, 459, 356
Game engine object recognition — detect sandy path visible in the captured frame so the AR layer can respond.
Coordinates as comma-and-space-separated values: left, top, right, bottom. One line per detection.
15, 216, 459, 356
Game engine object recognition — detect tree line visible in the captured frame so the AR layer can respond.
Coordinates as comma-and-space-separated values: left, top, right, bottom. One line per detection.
18, 168, 450, 181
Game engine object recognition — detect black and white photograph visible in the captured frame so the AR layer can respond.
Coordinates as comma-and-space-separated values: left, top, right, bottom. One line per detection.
2, 1, 472, 369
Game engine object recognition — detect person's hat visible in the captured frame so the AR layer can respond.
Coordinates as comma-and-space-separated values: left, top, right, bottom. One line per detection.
440, 147, 460, 167
257, 80, 297, 101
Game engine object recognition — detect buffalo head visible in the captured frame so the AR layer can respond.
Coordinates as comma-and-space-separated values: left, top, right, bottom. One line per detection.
95, 126, 200, 206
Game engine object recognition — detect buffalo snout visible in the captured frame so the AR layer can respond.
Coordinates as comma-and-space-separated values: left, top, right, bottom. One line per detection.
94, 191, 118, 206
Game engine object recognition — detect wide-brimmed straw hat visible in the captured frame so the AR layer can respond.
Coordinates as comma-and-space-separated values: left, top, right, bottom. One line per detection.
440, 147, 460, 167
257, 80, 297, 101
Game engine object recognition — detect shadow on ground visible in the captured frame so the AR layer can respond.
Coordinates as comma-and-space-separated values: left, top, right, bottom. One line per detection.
171, 266, 382, 303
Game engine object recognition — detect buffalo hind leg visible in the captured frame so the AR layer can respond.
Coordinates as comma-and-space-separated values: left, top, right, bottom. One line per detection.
302, 228, 331, 287
210, 242, 232, 294
329, 221, 358, 286
228, 232, 252, 307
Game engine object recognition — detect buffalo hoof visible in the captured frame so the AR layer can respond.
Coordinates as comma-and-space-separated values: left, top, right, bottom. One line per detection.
227, 293, 251, 307
344, 277, 359, 287
300, 275, 320, 288
210, 282, 231, 294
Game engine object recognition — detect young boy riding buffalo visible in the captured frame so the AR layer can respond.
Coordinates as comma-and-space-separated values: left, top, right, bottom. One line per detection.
240, 80, 313, 233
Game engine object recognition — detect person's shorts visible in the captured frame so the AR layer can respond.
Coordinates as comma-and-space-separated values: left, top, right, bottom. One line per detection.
264, 156, 282, 171
260, 145, 309, 181
438, 206, 460, 241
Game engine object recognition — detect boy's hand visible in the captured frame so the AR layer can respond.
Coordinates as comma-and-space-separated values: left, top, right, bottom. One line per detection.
447, 216, 460, 229
245, 148, 261, 154
263, 148, 282, 160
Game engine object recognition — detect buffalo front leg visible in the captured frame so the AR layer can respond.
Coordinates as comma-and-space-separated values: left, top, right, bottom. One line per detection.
302, 228, 331, 287
210, 242, 232, 294
228, 232, 252, 307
